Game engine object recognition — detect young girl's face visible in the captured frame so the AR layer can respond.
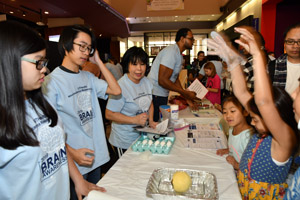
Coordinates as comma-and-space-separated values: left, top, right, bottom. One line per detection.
204, 68, 212, 77
21, 49, 47, 92
250, 112, 268, 134
222, 101, 246, 127
127, 60, 146, 84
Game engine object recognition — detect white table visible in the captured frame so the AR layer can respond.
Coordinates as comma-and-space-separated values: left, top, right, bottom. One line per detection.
95, 108, 241, 199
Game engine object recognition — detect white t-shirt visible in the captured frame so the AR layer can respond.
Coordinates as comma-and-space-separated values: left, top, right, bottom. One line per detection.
228, 127, 252, 163
0, 101, 69, 200
285, 60, 300, 95
107, 74, 153, 149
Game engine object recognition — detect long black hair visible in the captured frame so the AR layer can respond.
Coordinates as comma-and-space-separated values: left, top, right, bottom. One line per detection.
0, 21, 58, 150
248, 86, 299, 152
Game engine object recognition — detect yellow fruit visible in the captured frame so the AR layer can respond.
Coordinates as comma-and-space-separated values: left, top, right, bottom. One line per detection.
172, 171, 192, 193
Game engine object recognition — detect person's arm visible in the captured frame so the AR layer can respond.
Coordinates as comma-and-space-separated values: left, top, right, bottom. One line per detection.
235, 27, 297, 161
158, 64, 196, 100
105, 109, 147, 126
207, 31, 252, 109
89, 50, 121, 95
148, 103, 158, 129
207, 88, 219, 93
67, 147, 105, 200
230, 65, 252, 110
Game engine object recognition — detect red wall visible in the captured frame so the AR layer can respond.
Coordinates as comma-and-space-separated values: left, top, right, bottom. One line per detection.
261, 0, 282, 53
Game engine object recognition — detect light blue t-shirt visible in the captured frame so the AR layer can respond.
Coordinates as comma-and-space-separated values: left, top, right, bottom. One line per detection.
228, 127, 252, 163
284, 167, 300, 200
107, 74, 153, 149
0, 100, 69, 200
147, 44, 183, 97
42, 67, 109, 175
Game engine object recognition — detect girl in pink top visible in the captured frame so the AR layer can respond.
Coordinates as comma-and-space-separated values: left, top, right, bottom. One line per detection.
204, 62, 221, 104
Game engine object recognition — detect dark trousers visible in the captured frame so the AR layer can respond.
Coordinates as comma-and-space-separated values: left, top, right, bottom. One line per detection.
70, 166, 101, 200
152, 95, 168, 122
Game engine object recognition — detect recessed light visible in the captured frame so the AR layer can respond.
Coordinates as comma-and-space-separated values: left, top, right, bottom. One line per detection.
175, 16, 178, 18
44, 11, 49, 14
9, 11, 14, 14
146, 17, 149, 19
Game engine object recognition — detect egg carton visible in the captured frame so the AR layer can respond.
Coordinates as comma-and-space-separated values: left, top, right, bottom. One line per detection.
131, 135, 175, 154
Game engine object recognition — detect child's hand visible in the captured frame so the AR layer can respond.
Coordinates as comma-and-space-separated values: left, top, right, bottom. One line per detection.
226, 155, 239, 170
216, 148, 229, 156
234, 27, 263, 57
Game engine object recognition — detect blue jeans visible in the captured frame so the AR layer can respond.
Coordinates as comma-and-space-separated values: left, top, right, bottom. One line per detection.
70, 166, 101, 200
152, 95, 168, 122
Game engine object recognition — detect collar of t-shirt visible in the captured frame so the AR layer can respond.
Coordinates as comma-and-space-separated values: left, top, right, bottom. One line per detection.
59, 66, 79, 74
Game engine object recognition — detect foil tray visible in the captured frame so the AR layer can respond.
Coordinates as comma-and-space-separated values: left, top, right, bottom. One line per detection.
146, 168, 218, 200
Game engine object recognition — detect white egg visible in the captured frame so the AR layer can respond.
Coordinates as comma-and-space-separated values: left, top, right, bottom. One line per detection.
148, 140, 153, 145
142, 139, 148, 145
167, 141, 172, 147
154, 140, 160, 146
160, 141, 166, 146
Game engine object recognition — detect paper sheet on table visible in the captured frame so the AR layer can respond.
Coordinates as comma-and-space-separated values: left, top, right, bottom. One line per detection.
136, 119, 170, 134
188, 78, 208, 99
86, 190, 125, 200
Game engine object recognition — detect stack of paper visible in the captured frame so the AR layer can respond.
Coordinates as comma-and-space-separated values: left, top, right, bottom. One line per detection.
185, 123, 227, 149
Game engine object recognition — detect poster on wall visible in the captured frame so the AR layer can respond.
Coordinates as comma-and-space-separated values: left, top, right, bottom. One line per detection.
146, 0, 184, 11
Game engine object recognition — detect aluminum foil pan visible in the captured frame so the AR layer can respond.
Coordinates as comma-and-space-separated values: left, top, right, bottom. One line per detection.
146, 168, 218, 200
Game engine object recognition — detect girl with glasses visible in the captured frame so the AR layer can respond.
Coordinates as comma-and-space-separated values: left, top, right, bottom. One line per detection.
0, 21, 104, 200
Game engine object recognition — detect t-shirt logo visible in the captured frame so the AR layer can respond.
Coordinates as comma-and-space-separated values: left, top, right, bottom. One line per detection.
77, 90, 94, 137
36, 120, 67, 182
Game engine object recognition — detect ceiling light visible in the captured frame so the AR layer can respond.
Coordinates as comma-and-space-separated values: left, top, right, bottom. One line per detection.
148, 21, 151, 23
9, 11, 14, 14
175, 16, 178, 18
44, 11, 49, 14
146, 17, 149, 19
99, 34, 102, 37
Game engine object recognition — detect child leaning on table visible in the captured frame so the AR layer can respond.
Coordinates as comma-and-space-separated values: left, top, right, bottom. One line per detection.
216, 95, 253, 170
208, 27, 299, 199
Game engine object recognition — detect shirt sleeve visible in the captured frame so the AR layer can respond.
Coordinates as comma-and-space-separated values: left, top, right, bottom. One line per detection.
106, 93, 124, 113
91, 73, 108, 100
42, 75, 59, 109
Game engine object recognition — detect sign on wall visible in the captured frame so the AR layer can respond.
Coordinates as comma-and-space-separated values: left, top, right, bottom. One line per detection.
147, 0, 184, 11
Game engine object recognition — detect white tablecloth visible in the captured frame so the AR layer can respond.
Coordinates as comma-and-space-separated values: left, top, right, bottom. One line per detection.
95, 129, 241, 200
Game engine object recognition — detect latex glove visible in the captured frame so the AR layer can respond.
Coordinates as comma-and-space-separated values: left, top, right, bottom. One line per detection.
207, 31, 244, 71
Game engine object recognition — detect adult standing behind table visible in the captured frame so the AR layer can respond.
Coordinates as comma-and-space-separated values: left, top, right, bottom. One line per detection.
268, 22, 300, 95
106, 47, 158, 158
42, 24, 121, 200
147, 28, 197, 122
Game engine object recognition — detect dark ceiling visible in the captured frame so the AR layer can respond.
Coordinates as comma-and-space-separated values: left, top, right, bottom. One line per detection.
0, 0, 130, 38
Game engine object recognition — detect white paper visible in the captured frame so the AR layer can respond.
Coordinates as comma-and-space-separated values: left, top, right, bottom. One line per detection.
188, 78, 208, 99
136, 119, 170, 135
86, 190, 124, 200
185, 123, 227, 149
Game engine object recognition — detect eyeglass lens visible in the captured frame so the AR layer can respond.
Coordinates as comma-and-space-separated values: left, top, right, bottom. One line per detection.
285, 40, 300, 45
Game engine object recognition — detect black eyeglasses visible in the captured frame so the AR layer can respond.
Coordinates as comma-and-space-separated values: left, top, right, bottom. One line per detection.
285, 40, 300, 46
185, 37, 195, 42
21, 57, 49, 70
73, 42, 95, 54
